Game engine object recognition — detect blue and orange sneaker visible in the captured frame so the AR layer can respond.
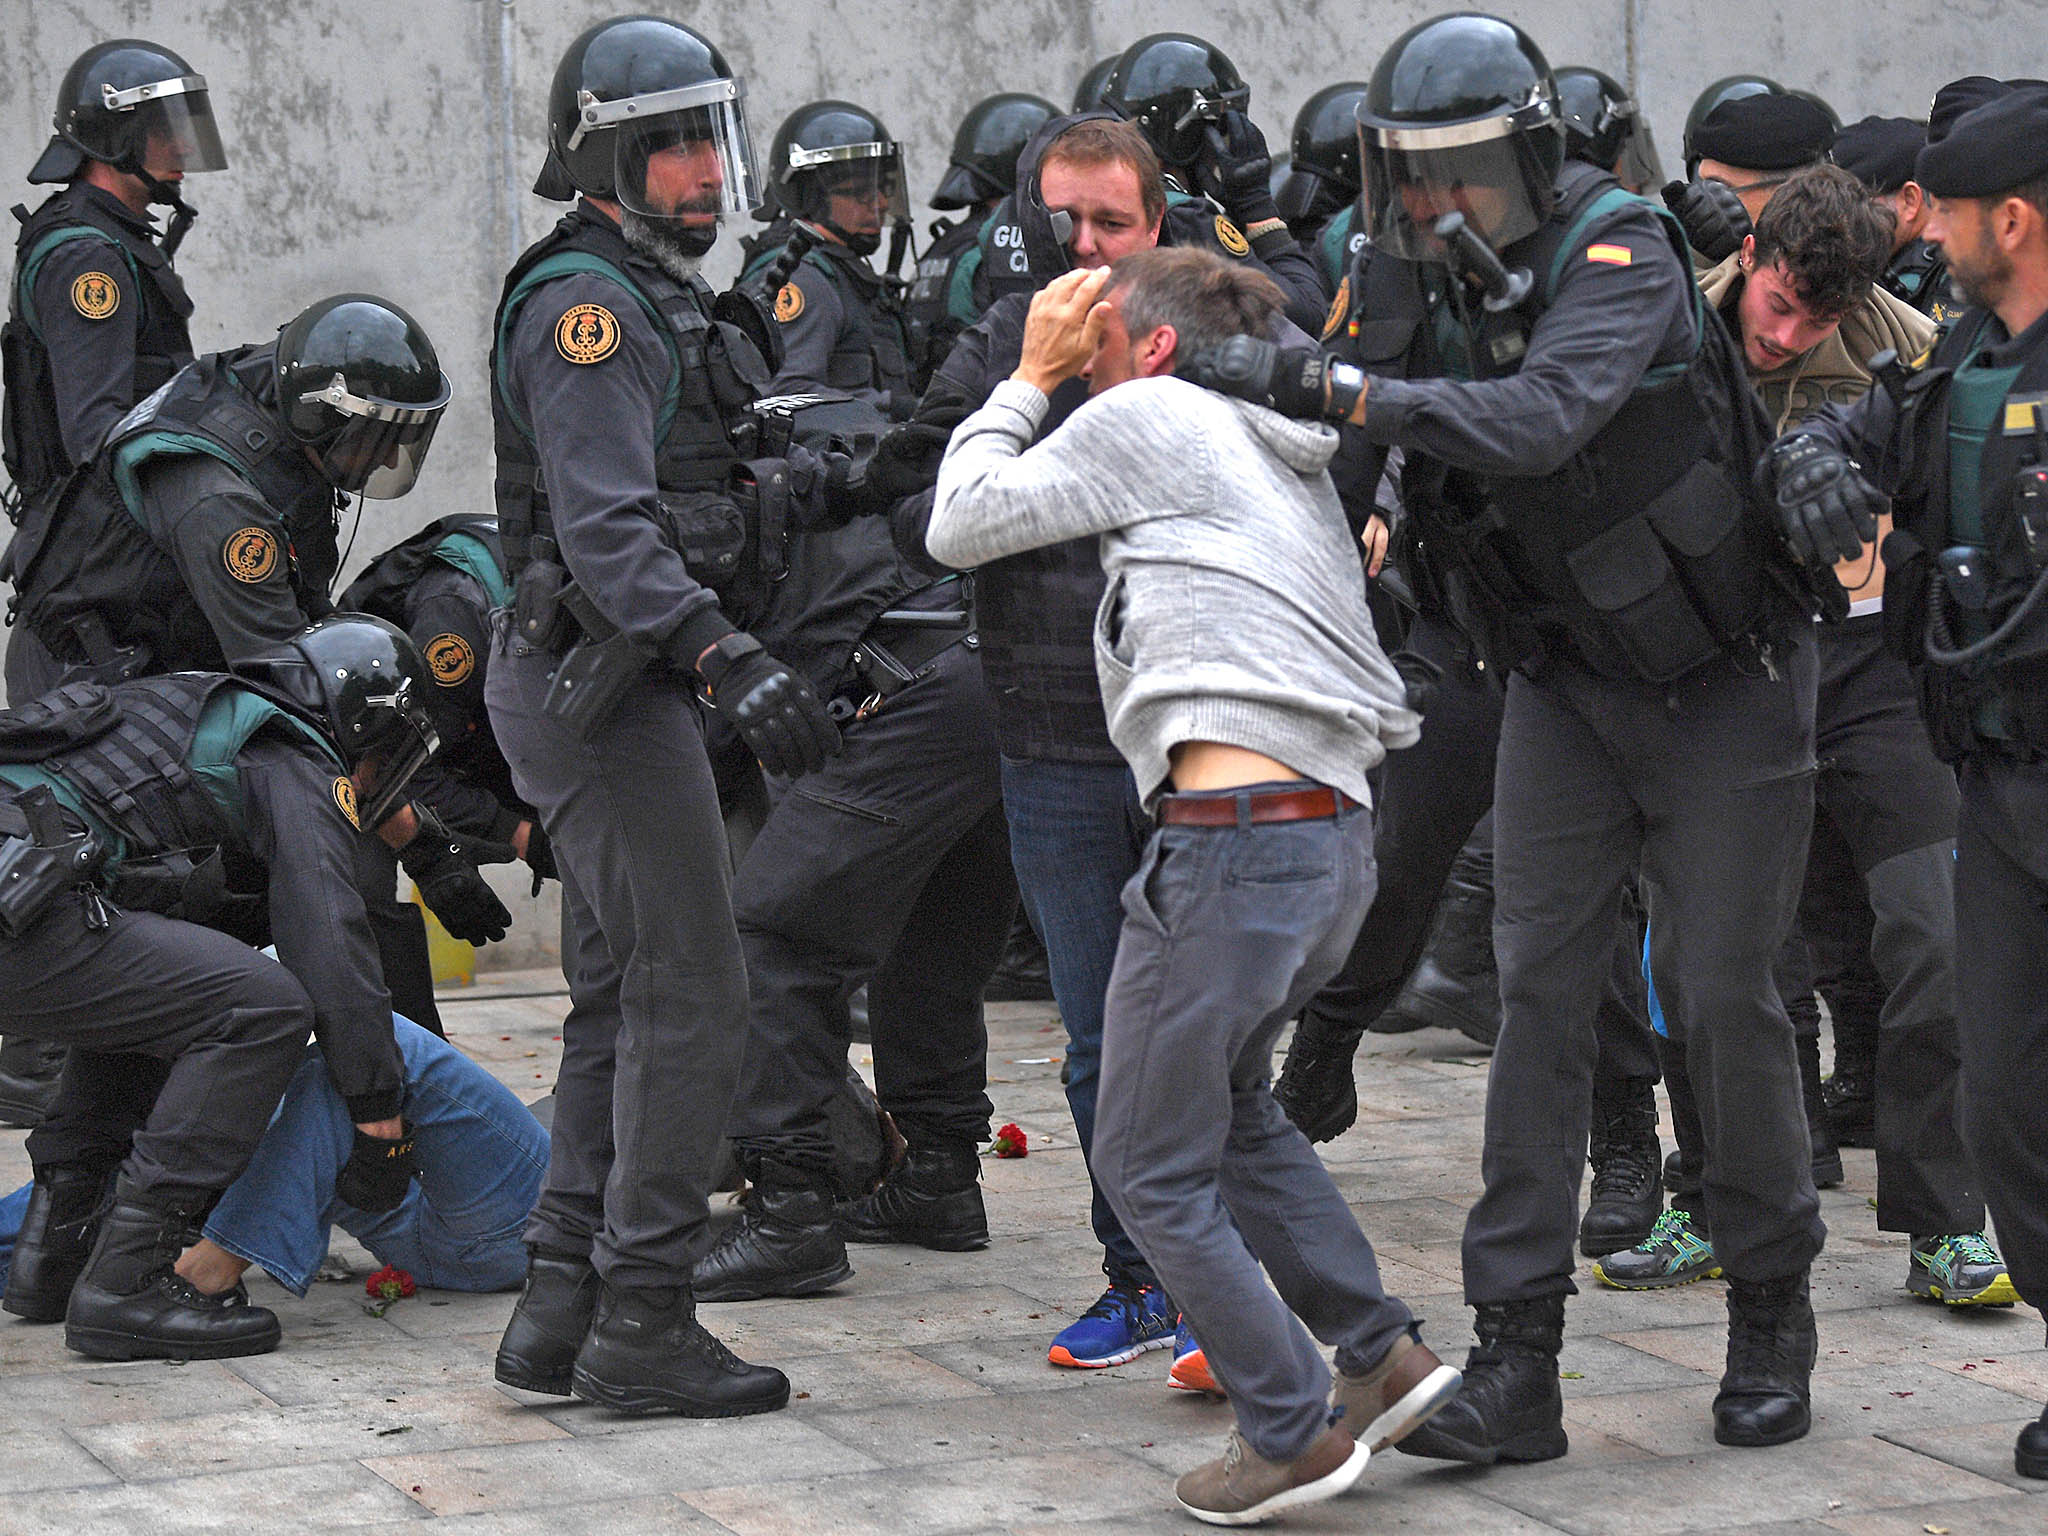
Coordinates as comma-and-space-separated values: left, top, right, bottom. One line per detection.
1168, 1317, 1224, 1396
1048, 1282, 1176, 1368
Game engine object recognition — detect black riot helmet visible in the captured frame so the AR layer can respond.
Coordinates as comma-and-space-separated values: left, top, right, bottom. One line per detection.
1682, 74, 1781, 172
27, 39, 228, 193
232, 615, 440, 830
275, 295, 450, 501
1073, 56, 1120, 114
1102, 34, 1251, 170
1358, 13, 1565, 261
1276, 82, 1369, 223
537, 14, 761, 245
934, 93, 1058, 210
1556, 66, 1664, 192
769, 100, 909, 256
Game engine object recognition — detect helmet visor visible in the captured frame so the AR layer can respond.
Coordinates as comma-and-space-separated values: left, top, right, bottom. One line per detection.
1615, 122, 1665, 195
798, 146, 911, 230
356, 699, 440, 831
1361, 116, 1556, 261
298, 372, 450, 499
594, 81, 761, 219
104, 77, 229, 175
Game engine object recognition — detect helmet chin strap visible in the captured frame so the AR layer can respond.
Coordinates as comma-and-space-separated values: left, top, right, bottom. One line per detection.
133, 166, 198, 257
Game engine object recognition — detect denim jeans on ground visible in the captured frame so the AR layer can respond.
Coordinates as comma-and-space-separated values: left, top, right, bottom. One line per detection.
998, 754, 1155, 1287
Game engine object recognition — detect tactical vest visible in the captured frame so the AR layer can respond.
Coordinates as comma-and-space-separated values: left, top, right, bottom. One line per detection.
1347, 163, 1796, 682
742, 236, 917, 403
1878, 310, 2048, 759
3, 346, 339, 678
1317, 203, 1366, 299
490, 209, 772, 599
1884, 240, 1960, 325
905, 214, 989, 380
3, 189, 196, 515
0, 672, 338, 931
339, 515, 511, 622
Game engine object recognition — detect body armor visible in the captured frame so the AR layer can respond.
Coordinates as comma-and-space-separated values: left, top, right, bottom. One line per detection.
904, 216, 988, 382
742, 236, 917, 402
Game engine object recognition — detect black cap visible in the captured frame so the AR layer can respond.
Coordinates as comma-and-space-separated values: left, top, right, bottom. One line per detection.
1689, 91, 1835, 171
1832, 116, 1925, 193
1928, 77, 2010, 143
1915, 84, 2048, 198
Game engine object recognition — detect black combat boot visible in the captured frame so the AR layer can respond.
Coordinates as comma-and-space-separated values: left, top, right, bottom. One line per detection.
835, 1141, 988, 1251
1273, 1017, 1365, 1144
982, 907, 1055, 1002
64, 1194, 280, 1361
1821, 1049, 1876, 1149
1580, 1079, 1664, 1257
0, 1036, 67, 1129
1377, 838, 1501, 1047
2017, 1402, 2048, 1480
1396, 1296, 1568, 1464
693, 1163, 852, 1302
571, 1282, 790, 1417
1714, 1270, 1817, 1447
2, 1165, 109, 1322
1797, 1034, 1843, 1188
495, 1246, 600, 1394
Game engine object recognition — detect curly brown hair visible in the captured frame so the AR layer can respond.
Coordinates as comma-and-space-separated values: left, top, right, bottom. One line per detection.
1750, 163, 1895, 319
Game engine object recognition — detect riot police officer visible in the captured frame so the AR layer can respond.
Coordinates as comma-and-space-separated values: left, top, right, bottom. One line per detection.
1274, 82, 1368, 286
0, 615, 437, 1360
907, 93, 1055, 378
1191, 12, 1825, 1458
1556, 67, 1663, 195
1769, 84, 2048, 1480
485, 15, 842, 1420
1072, 56, 1119, 115
1100, 33, 1334, 333
4, 39, 226, 533
745, 102, 918, 417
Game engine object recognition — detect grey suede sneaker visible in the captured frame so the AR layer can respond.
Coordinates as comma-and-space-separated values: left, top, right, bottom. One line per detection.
1173, 1424, 1367, 1526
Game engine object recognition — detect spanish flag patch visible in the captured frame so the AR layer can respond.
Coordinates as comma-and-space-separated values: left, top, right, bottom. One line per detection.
1586, 244, 1633, 265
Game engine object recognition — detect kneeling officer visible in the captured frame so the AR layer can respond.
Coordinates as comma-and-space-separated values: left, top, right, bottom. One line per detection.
0, 615, 438, 1361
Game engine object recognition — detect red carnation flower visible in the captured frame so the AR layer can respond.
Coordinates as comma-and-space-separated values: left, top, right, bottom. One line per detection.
992, 1123, 1029, 1158
365, 1264, 417, 1310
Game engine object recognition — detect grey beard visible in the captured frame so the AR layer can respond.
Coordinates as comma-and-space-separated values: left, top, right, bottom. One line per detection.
621, 210, 712, 280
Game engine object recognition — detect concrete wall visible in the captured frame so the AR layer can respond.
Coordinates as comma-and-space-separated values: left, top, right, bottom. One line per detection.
0, 0, 2012, 963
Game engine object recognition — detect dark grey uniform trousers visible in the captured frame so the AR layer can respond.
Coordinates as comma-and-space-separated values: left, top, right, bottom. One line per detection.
1094, 795, 1414, 1465
488, 643, 747, 1287
1465, 635, 1826, 1301
1953, 755, 2048, 1313
728, 642, 1010, 1164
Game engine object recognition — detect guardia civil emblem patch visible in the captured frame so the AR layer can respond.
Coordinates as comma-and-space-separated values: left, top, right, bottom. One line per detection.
774, 282, 805, 322
71, 271, 120, 319
425, 632, 475, 687
1215, 216, 1251, 257
555, 303, 620, 364
333, 777, 360, 829
223, 526, 279, 583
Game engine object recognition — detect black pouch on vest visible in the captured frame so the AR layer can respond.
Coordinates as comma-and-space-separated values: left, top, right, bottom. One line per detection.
0, 786, 103, 938
657, 491, 748, 591
1565, 514, 1722, 682
512, 559, 571, 651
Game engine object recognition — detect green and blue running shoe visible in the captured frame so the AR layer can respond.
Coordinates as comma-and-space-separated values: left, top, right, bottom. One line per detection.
1591, 1209, 1722, 1290
1908, 1232, 2019, 1306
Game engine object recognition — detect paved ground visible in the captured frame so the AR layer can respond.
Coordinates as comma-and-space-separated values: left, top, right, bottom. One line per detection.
1, 969, 2042, 1535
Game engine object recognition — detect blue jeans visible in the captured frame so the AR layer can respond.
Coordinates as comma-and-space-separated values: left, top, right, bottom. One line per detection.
999, 754, 1154, 1287
1, 1019, 549, 1297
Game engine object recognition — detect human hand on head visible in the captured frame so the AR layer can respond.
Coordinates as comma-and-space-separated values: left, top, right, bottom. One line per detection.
1014, 267, 1113, 393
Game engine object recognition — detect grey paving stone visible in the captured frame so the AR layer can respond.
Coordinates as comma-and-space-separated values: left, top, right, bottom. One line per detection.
0, 1359, 275, 1432
1824, 1492, 2048, 1532
226, 1331, 509, 1408
1873, 1416, 2048, 1495
7, 1460, 427, 1534
347, 1495, 730, 1535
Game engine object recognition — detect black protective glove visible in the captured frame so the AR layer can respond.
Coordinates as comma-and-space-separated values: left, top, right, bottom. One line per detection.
399, 811, 512, 945
1197, 110, 1280, 228
335, 1124, 419, 1213
697, 633, 842, 778
1661, 177, 1752, 265
1768, 434, 1884, 568
522, 818, 556, 890
1179, 336, 1342, 420
867, 421, 951, 505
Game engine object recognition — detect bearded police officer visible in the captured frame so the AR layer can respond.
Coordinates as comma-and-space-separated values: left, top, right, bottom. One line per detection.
908, 93, 1056, 377
0, 615, 436, 1360
486, 15, 846, 1420
1191, 12, 1826, 1457
1767, 85, 2048, 1481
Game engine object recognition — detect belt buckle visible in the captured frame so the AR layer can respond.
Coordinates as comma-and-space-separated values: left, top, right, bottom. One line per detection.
854, 690, 885, 722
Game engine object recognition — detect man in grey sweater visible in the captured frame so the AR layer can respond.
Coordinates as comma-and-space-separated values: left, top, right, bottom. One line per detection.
927, 248, 1456, 1525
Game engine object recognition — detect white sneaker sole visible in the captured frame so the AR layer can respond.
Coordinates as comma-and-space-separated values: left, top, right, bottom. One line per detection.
1358, 1363, 1465, 1452
1177, 1440, 1371, 1526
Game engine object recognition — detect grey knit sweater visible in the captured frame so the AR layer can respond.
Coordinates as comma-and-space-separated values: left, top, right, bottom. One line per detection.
929, 375, 1418, 807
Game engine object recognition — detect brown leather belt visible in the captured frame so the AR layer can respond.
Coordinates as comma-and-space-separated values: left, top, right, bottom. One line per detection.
1156, 784, 1360, 827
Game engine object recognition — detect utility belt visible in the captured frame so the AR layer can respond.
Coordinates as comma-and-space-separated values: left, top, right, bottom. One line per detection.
30, 611, 155, 685
506, 540, 665, 739
831, 576, 977, 723
0, 785, 105, 938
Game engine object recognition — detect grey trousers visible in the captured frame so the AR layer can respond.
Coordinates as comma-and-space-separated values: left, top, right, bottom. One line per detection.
487, 643, 747, 1287
1093, 792, 1415, 1463
1465, 637, 1827, 1301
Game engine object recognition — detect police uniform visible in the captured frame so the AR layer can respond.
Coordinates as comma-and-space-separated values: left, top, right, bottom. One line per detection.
1791, 90, 2048, 1350
904, 212, 992, 383
0, 673, 402, 1203
486, 200, 791, 1289
745, 234, 918, 417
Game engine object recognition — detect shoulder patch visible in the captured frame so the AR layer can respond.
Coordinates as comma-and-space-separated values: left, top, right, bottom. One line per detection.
425, 631, 476, 687
555, 302, 620, 364
1322, 276, 1351, 343
333, 776, 360, 830
223, 526, 280, 583
1214, 216, 1251, 257
774, 282, 805, 322
70, 270, 120, 320
1585, 244, 1633, 266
